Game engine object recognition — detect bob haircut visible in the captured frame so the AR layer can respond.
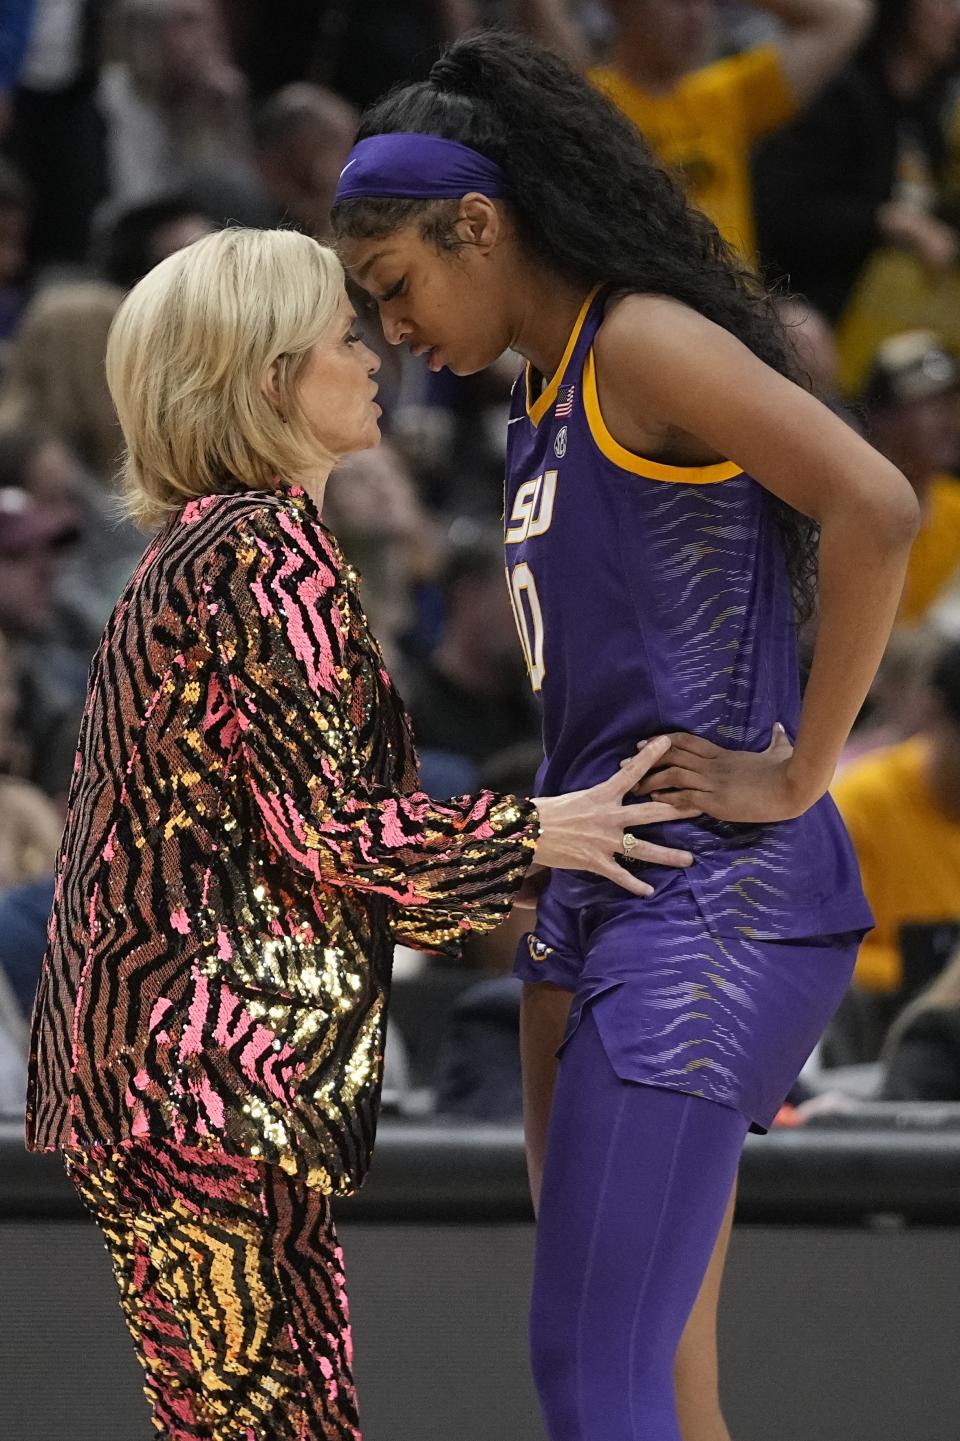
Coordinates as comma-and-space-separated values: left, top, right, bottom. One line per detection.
106, 227, 344, 529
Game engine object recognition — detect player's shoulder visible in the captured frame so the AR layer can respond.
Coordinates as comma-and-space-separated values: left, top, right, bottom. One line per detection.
600, 290, 698, 336
594, 292, 720, 385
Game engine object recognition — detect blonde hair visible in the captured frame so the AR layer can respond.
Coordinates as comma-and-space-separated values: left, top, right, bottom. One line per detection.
0, 281, 124, 477
105, 228, 345, 529
0, 777, 62, 890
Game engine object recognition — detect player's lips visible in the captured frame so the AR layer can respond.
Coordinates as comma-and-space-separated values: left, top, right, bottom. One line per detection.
410, 342, 443, 371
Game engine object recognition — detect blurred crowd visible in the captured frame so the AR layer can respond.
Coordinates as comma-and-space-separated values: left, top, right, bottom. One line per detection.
3, 0, 960, 1124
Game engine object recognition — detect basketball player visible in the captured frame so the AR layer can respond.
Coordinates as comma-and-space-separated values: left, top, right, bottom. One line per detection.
333, 33, 918, 1441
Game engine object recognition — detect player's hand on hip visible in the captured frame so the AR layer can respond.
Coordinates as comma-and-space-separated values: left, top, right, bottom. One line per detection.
531, 735, 697, 898
632, 724, 811, 822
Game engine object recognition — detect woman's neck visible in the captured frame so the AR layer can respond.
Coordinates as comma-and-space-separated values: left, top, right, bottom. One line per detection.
509, 267, 596, 381
298, 470, 332, 512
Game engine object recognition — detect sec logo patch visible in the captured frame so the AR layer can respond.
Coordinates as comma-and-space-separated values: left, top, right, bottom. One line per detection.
554, 425, 567, 459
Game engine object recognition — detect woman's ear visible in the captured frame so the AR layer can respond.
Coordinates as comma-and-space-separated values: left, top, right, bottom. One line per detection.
455, 194, 501, 252
263, 358, 286, 422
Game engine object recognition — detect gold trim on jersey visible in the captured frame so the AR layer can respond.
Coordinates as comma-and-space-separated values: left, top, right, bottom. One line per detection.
525, 284, 603, 427
583, 348, 743, 484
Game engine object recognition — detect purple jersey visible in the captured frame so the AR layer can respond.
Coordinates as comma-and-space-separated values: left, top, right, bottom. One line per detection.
504, 285, 872, 940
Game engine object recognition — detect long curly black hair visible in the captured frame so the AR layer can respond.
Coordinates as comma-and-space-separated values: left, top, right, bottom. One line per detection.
332, 30, 819, 623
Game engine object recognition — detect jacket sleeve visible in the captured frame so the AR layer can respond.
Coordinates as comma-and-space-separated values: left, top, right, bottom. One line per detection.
202, 504, 540, 941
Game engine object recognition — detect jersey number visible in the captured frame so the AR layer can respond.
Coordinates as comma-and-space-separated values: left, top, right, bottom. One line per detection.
508, 562, 546, 693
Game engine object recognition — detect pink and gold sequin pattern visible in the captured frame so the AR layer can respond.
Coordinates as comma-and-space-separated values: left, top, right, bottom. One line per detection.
27, 486, 539, 1191
64, 1137, 362, 1439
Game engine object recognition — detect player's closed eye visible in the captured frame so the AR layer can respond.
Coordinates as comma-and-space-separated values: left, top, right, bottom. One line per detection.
380, 278, 405, 303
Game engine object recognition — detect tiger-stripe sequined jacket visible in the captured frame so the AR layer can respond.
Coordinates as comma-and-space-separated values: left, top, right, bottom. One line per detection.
26, 485, 539, 1192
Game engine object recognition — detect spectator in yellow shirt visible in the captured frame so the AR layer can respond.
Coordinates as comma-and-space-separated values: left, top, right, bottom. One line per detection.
861, 330, 960, 625
587, 0, 873, 265
831, 638, 960, 1056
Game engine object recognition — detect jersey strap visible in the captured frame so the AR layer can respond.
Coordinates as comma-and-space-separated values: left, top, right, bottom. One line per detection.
582, 349, 743, 484
524, 283, 605, 428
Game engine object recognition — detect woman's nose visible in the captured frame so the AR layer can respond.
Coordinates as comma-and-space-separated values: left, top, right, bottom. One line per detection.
364, 343, 382, 375
380, 310, 407, 346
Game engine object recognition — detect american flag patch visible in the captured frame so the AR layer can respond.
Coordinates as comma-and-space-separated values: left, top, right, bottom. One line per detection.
555, 385, 576, 417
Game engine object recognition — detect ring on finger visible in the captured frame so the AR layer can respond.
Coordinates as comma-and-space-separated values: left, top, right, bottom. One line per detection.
622, 832, 639, 853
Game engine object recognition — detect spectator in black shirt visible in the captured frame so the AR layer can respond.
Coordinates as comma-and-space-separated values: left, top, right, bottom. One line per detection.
754, 0, 960, 324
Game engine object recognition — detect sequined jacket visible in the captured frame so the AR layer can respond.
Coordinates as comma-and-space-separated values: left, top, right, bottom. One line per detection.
26, 486, 539, 1192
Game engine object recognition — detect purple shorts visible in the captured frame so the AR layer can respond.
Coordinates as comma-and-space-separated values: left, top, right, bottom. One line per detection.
514, 877, 864, 1133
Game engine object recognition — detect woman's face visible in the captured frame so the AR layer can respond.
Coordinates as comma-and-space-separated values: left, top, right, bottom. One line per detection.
908, 0, 960, 69
293, 289, 383, 458
340, 216, 516, 378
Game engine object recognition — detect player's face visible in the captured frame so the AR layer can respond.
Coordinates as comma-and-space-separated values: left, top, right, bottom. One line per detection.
341, 223, 515, 377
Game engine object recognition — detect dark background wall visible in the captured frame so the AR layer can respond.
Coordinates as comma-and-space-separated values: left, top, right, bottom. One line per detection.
2, 1217, 958, 1441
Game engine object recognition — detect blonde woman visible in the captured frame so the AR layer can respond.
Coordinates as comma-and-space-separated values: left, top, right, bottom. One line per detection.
24, 228, 695, 1440
0, 282, 124, 479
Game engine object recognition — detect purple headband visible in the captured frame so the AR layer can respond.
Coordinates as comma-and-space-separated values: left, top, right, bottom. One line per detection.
335, 133, 508, 204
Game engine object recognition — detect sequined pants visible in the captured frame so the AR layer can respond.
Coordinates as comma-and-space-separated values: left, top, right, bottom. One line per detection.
63, 1139, 362, 1441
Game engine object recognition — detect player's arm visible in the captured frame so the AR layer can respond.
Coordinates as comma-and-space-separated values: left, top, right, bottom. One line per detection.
594, 294, 920, 823
757, 0, 872, 107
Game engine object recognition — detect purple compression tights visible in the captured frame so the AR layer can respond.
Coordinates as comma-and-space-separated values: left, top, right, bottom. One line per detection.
530, 1007, 749, 1440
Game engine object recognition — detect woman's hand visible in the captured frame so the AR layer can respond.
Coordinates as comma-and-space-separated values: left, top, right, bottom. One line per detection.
633, 726, 820, 823
531, 735, 698, 898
